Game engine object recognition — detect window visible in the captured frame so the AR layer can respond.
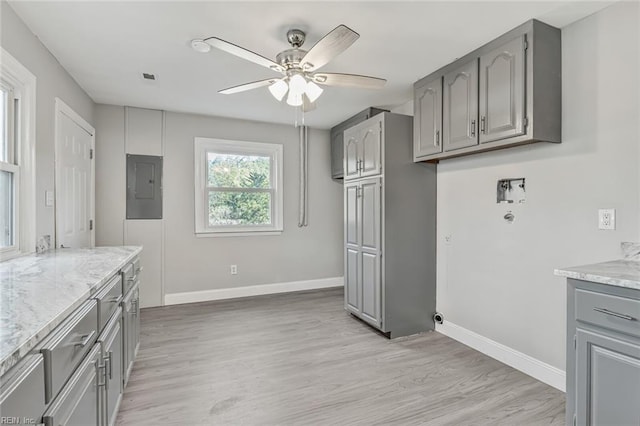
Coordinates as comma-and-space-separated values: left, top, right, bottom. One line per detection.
0, 48, 36, 260
194, 137, 283, 235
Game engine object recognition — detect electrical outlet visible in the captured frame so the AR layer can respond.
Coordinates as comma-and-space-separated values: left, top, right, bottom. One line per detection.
598, 209, 616, 230
230, 264, 238, 275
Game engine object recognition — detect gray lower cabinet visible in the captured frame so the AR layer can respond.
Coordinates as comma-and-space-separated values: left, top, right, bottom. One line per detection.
42, 344, 102, 426
344, 177, 382, 328
99, 309, 123, 426
122, 282, 140, 387
0, 354, 47, 425
0, 255, 140, 426
566, 278, 640, 425
343, 112, 437, 338
330, 107, 387, 179
413, 19, 561, 162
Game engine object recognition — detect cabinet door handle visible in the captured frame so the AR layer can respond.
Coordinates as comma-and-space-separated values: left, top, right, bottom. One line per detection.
470, 120, 476, 137
481, 116, 486, 133
74, 330, 96, 348
435, 130, 440, 147
105, 350, 113, 379
593, 307, 637, 321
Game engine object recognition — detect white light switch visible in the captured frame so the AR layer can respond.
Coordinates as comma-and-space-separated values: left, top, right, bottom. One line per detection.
45, 190, 54, 207
598, 209, 615, 230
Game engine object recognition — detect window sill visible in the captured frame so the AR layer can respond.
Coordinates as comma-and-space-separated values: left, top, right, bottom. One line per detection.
195, 230, 283, 238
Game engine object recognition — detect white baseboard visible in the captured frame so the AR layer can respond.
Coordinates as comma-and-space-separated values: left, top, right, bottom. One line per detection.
164, 276, 343, 306
436, 321, 566, 392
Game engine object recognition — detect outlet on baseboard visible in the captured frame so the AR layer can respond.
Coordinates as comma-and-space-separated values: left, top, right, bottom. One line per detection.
230, 264, 238, 275
598, 209, 616, 230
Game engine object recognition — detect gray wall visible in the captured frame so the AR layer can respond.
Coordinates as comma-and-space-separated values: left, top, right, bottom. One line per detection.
0, 1, 95, 243
95, 105, 344, 297
435, 1, 639, 371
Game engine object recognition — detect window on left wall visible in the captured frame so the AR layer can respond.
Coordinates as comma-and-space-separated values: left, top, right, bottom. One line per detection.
0, 48, 36, 260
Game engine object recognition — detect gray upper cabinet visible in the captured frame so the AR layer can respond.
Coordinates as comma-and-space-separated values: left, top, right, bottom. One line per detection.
479, 35, 526, 144
413, 76, 443, 160
330, 131, 343, 178
413, 19, 561, 162
443, 59, 479, 152
330, 107, 386, 179
344, 116, 383, 181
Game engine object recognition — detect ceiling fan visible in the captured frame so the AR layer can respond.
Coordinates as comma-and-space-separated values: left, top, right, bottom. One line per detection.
190, 24, 386, 109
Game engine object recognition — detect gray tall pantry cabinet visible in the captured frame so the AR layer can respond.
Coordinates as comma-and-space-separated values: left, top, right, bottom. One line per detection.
343, 112, 437, 338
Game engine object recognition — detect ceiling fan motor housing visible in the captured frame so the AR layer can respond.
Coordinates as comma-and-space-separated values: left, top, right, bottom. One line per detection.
276, 48, 308, 71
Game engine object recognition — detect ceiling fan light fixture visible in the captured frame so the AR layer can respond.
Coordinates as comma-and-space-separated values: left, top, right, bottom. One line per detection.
286, 91, 303, 107
288, 74, 307, 98
305, 81, 323, 103
268, 79, 288, 101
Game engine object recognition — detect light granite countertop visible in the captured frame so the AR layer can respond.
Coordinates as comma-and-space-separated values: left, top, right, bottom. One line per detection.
0, 246, 141, 376
554, 242, 640, 291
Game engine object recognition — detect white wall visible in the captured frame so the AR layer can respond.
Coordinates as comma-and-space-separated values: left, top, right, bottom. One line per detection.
435, 0, 639, 380
95, 106, 344, 302
0, 1, 95, 243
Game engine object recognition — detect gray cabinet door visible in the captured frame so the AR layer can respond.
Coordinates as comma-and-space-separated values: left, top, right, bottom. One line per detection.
330, 129, 344, 178
479, 35, 526, 144
444, 58, 479, 152
344, 182, 359, 248
100, 313, 123, 426
343, 133, 360, 180
576, 328, 640, 426
361, 252, 381, 328
42, 344, 101, 426
359, 118, 382, 178
345, 248, 360, 315
360, 178, 381, 253
414, 76, 443, 159
359, 178, 382, 327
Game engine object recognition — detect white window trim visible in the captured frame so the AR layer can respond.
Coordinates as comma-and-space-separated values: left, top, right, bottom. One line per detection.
0, 48, 36, 261
194, 137, 283, 236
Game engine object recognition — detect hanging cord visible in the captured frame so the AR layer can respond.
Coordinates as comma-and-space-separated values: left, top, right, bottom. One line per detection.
298, 125, 309, 227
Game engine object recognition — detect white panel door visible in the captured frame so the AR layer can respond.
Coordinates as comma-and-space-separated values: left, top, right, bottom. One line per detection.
56, 108, 94, 248
343, 133, 359, 180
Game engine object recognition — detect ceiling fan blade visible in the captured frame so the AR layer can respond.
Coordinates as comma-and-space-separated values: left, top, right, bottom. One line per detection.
301, 25, 359, 72
219, 78, 279, 95
205, 37, 284, 73
302, 96, 317, 113
312, 73, 386, 89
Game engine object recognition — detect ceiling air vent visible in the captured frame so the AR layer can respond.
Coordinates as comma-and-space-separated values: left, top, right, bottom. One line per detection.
142, 73, 156, 80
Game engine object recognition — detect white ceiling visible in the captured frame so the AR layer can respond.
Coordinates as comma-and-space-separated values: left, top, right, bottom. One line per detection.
11, 1, 614, 129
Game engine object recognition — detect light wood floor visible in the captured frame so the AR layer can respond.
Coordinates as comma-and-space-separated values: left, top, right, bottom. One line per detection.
116, 288, 565, 425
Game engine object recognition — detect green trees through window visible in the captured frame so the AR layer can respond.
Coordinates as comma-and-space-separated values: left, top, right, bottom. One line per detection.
206, 153, 272, 226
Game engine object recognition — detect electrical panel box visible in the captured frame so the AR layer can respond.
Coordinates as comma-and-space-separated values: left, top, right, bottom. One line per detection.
126, 154, 162, 219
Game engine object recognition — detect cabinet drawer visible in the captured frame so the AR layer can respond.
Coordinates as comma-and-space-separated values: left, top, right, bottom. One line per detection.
94, 275, 123, 332
39, 300, 98, 403
576, 289, 640, 339
42, 344, 101, 426
121, 258, 141, 294
0, 354, 46, 424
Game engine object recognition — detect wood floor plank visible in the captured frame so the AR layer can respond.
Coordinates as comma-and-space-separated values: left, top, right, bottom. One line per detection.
116, 288, 565, 425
